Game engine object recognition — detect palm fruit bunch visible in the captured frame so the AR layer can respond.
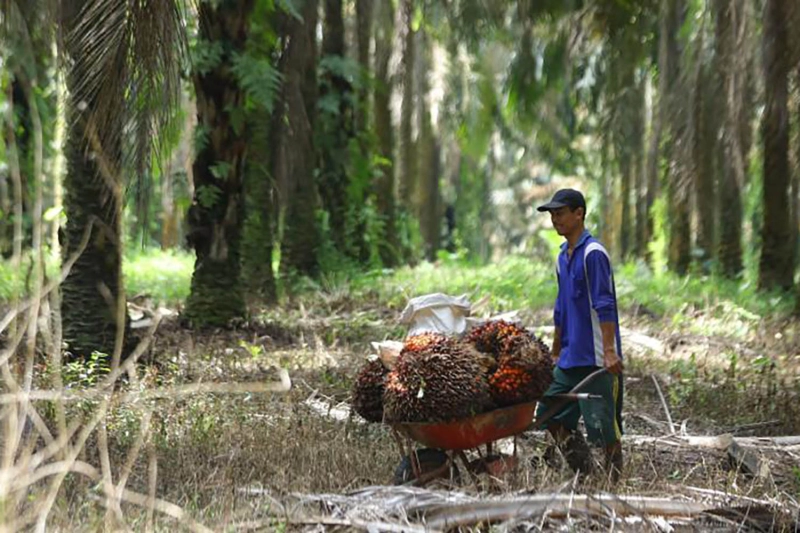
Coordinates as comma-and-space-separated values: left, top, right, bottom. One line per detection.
383, 340, 494, 423
465, 320, 530, 356
500, 331, 552, 362
466, 320, 553, 407
489, 334, 553, 406
351, 357, 390, 422
400, 332, 454, 356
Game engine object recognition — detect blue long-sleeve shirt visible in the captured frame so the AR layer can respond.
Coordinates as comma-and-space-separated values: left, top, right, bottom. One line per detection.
553, 230, 622, 369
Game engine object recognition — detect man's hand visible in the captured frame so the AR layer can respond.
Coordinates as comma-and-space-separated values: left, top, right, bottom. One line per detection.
599, 322, 623, 374
603, 348, 623, 374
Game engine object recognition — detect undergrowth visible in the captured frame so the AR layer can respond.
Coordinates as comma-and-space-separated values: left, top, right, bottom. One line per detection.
10, 247, 800, 530
0, 248, 795, 333
123, 248, 195, 304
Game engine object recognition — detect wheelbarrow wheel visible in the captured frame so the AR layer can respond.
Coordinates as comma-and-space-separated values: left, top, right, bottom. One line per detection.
393, 448, 460, 485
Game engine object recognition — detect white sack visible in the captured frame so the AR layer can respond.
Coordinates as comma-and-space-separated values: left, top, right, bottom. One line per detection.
399, 293, 472, 337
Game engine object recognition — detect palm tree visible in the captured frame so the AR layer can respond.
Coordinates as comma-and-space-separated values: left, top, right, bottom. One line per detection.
398, 0, 416, 209
758, 0, 793, 291
692, 57, 717, 269
416, 30, 441, 261
662, 0, 691, 276
373, 0, 398, 266
317, 0, 356, 258
59, 0, 185, 357
355, 0, 373, 134
714, 0, 746, 278
280, 0, 321, 278
183, 0, 255, 327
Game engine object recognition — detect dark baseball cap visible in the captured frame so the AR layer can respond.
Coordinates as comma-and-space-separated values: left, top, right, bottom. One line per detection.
536, 188, 586, 212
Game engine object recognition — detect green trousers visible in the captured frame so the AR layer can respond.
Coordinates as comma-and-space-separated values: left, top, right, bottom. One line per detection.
535, 365, 624, 446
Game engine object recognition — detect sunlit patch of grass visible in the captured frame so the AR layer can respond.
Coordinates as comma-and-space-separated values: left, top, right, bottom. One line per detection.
352, 255, 557, 315
347, 253, 795, 339
123, 247, 194, 304
615, 261, 794, 336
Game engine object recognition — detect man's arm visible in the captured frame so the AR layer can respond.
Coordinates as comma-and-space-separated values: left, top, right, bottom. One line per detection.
552, 326, 562, 362
600, 322, 622, 374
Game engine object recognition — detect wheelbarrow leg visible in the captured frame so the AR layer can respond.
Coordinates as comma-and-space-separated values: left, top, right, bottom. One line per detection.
411, 456, 452, 486
391, 428, 409, 461
410, 450, 422, 480
391, 428, 423, 479
457, 451, 480, 491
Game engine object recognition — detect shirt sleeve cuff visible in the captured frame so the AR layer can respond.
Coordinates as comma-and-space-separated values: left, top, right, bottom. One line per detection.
596, 309, 616, 323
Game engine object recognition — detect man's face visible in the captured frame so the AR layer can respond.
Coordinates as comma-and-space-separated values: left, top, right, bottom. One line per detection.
549, 206, 583, 236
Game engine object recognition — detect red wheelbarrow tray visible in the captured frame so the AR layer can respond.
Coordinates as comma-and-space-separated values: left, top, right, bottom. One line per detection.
390, 401, 539, 451
389, 368, 607, 451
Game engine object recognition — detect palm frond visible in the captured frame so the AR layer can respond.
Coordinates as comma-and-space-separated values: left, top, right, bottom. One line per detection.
65, 0, 188, 228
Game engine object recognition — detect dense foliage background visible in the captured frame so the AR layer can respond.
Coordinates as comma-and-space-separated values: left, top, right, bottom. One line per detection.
1, 0, 799, 355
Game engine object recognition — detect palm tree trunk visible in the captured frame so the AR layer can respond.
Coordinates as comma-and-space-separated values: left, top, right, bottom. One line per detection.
184, 0, 255, 327
795, 66, 800, 275
598, 137, 612, 248
318, 0, 355, 256
416, 31, 440, 261
619, 150, 632, 261
161, 164, 177, 249
693, 63, 717, 269
60, 0, 126, 358
715, 0, 744, 278
633, 75, 648, 259
161, 94, 193, 250
241, 102, 278, 303
419, 132, 441, 261
794, 68, 800, 313
241, 11, 283, 302
398, 0, 416, 209
664, 0, 691, 276
374, 0, 398, 266
356, 0, 373, 134
644, 69, 663, 266
280, 0, 321, 278
759, 0, 793, 291
479, 153, 493, 262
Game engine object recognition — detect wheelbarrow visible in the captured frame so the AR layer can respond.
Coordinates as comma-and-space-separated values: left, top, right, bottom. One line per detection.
389, 368, 607, 486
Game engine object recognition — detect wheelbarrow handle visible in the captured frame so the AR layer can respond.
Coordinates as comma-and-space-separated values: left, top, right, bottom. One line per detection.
550, 393, 603, 401
569, 367, 609, 394
526, 367, 610, 431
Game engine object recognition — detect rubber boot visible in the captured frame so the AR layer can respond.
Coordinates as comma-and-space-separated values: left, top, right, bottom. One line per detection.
604, 442, 623, 484
562, 431, 594, 476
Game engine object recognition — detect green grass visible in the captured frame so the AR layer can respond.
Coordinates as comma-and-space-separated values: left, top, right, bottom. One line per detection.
0, 247, 795, 335
348, 254, 795, 338
615, 260, 794, 318
123, 248, 194, 304
351, 255, 559, 313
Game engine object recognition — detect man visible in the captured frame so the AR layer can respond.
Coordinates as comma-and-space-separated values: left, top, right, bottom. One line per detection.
535, 188, 624, 483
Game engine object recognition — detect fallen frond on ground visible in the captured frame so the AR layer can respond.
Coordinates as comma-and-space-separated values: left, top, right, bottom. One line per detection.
235, 484, 799, 532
